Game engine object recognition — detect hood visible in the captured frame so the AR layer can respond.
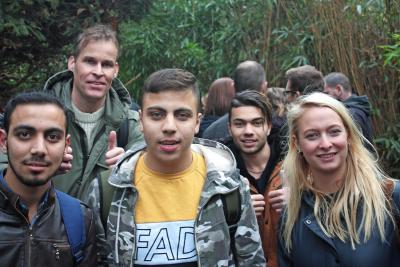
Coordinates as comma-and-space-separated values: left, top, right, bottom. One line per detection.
108, 138, 238, 188
43, 70, 132, 127
344, 95, 372, 116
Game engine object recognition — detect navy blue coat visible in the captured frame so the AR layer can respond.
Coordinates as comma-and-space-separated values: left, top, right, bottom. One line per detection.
344, 94, 374, 143
279, 182, 400, 267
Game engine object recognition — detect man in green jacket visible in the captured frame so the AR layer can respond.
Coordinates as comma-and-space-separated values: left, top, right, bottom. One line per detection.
1, 24, 143, 200
47, 24, 143, 199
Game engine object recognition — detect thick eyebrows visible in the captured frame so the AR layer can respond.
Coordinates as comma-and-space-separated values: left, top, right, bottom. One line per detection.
174, 108, 193, 114
45, 127, 66, 136
12, 125, 36, 133
12, 125, 65, 135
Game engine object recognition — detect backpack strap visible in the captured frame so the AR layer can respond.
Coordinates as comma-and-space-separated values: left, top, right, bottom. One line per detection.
98, 169, 115, 228
116, 117, 129, 148
221, 188, 241, 261
56, 190, 86, 263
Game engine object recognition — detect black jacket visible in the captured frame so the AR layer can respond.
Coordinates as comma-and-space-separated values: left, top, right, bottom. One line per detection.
202, 113, 287, 158
279, 183, 400, 267
344, 94, 374, 143
0, 176, 97, 267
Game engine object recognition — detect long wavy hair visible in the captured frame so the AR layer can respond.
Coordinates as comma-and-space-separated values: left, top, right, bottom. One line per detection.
282, 92, 393, 251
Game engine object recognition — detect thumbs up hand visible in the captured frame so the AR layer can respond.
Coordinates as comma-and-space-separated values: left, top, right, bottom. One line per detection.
55, 145, 73, 175
105, 131, 125, 168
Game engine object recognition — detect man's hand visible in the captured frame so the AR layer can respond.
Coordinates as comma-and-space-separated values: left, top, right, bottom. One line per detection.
251, 194, 265, 217
56, 145, 73, 175
105, 131, 125, 168
267, 188, 288, 214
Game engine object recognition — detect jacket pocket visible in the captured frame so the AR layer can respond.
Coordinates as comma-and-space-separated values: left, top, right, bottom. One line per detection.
196, 196, 231, 262
32, 241, 74, 266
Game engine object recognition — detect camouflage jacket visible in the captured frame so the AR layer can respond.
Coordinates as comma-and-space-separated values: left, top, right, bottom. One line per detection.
85, 138, 266, 267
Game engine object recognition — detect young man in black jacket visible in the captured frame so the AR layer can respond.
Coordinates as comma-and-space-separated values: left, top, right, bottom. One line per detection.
0, 92, 97, 266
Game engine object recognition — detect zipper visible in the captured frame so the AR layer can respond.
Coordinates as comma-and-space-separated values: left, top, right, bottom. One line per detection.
27, 226, 33, 267
77, 124, 106, 183
129, 188, 138, 267
194, 187, 239, 266
78, 126, 88, 183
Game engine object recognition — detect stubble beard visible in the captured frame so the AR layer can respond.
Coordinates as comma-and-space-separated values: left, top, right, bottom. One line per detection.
7, 151, 56, 187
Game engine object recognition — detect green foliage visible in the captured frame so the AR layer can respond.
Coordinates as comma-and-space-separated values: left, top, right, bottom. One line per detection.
118, 0, 276, 98
376, 33, 400, 178
0, 0, 152, 105
380, 34, 400, 70
375, 122, 400, 178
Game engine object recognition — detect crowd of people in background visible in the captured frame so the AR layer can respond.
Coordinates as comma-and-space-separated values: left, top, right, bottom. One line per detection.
0, 23, 398, 267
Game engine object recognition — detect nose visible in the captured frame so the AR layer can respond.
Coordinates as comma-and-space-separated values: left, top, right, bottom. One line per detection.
318, 134, 332, 150
243, 123, 254, 135
161, 114, 177, 133
31, 136, 46, 156
92, 63, 104, 76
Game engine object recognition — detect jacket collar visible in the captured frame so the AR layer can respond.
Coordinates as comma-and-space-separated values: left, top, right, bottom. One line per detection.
108, 138, 239, 194
43, 70, 132, 127
0, 170, 55, 216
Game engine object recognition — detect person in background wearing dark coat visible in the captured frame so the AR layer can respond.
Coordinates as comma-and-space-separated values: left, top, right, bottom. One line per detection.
197, 77, 235, 137
279, 92, 400, 267
283, 65, 324, 105
202, 61, 268, 143
324, 72, 374, 144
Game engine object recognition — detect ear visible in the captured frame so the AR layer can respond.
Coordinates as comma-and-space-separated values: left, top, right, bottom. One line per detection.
228, 120, 232, 136
114, 62, 120, 77
260, 81, 268, 95
0, 129, 7, 152
292, 134, 299, 151
65, 134, 71, 147
138, 109, 143, 132
266, 122, 272, 136
336, 85, 345, 99
194, 112, 201, 135
63, 134, 71, 155
67, 56, 76, 71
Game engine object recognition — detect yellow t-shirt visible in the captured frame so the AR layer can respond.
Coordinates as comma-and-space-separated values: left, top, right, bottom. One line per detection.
133, 151, 206, 265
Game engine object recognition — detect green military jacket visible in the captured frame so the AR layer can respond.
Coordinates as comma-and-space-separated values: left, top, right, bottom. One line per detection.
42, 70, 143, 200
85, 138, 266, 267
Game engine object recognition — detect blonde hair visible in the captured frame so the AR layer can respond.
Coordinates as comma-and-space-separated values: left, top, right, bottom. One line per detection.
282, 92, 392, 251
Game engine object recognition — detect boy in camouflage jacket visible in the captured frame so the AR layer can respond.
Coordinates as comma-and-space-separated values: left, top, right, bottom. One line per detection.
85, 69, 265, 267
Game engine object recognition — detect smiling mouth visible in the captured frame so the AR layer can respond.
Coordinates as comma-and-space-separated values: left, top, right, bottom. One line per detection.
87, 81, 106, 87
317, 152, 337, 159
24, 162, 50, 172
241, 139, 257, 146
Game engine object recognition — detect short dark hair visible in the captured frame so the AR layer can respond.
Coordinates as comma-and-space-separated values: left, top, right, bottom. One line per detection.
285, 65, 324, 94
229, 90, 273, 124
140, 68, 200, 110
204, 77, 235, 117
73, 24, 119, 58
233, 61, 266, 93
3, 91, 68, 134
324, 72, 352, 92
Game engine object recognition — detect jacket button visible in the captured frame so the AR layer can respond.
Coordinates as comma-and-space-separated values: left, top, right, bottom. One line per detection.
305, 219, 311, 224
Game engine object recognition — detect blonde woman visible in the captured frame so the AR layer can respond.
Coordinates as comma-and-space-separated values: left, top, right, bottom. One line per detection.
279, 92, 400, 266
